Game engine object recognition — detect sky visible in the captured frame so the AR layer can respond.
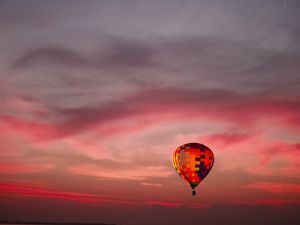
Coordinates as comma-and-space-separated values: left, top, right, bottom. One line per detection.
0, 0, 299, 225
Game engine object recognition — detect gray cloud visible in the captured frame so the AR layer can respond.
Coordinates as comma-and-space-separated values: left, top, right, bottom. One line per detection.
1, 1, 300, 223
6, 33, 300, 110
11, 38, 155, 70
11, 47, 90, 69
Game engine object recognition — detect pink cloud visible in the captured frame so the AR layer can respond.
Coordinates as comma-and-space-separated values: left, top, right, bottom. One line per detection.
201, 132, 254, 147
242, 182, 300, 193
0, 162, 54, 174
259, 143, 300, 165
240, 141, 300, 178
141, 182, 163, 187
1, 88, 299, 142
66, 164, 172, 181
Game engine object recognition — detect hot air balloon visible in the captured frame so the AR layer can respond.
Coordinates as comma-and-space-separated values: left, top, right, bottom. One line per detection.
172, 142, 214, 196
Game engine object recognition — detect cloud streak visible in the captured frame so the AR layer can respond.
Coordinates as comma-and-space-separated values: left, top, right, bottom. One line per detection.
242, 182, 300, 193
1, 88, 299, 142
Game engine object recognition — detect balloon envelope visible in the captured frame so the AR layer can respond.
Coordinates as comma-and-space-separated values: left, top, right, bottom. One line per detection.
172, 143, 214, 192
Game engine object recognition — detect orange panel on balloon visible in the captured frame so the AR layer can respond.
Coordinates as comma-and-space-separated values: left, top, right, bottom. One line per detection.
172, 142, 214, 191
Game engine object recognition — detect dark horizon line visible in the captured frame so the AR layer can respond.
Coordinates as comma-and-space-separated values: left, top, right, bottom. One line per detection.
0, 222, 115, 225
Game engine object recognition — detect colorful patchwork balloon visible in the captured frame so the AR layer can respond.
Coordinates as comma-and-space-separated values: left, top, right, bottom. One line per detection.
172, 142, 214, 195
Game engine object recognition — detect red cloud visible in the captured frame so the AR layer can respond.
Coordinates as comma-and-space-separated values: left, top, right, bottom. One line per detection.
0, 182, 99, 204
233, 198, 300, 206
254, 199, 300, 206
147, 200, 182, 208
147, 200, 211, 208
0, 182, 142, 206
0, 115, 56, 140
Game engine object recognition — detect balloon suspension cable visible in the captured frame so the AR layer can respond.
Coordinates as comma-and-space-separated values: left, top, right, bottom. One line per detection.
192, 190, 196, 196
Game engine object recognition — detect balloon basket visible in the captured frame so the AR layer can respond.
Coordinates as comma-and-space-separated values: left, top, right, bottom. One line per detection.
192, 190, 196, 196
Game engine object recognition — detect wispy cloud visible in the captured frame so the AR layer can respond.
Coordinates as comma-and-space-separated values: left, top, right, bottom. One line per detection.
1, 88, 299, 142
242, 182, 300, 193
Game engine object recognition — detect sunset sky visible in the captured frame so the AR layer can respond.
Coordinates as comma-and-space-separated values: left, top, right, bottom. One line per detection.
0, 1, 299, 225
